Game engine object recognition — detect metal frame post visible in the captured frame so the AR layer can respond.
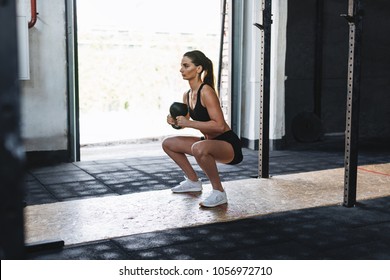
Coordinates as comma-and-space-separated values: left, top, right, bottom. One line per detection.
66, 0, 80, 162
341, 0, 363, 207
0, 0, 26, 259
217, 0, 227, 94
254, 0, 272, 178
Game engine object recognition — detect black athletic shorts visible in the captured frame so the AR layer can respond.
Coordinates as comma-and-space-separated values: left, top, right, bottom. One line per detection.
201, 130, 243, 165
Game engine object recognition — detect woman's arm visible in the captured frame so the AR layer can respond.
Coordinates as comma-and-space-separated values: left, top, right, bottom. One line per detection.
177, 85, 227, 135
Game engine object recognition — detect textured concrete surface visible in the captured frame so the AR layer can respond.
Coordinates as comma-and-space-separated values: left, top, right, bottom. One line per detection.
24, 163, 390, 246
24, 138, 390, 259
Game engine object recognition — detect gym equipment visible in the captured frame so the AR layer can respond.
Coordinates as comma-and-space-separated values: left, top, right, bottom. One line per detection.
169, 102, 188, 129
341, 0, 363, 207
254, 0, 272, 179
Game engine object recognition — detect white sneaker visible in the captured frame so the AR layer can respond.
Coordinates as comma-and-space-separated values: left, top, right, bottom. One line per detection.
171, 177, 202, 193
199, 190, 227, 207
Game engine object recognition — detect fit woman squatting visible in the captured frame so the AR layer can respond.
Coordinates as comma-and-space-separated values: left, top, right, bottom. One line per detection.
162, 50, 243, 208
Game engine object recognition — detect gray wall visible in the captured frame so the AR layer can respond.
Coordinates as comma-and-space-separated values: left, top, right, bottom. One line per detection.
18, 0, 68, 154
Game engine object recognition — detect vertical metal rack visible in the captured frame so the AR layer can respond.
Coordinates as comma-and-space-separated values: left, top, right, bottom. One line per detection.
341, 0, 363, 207
254, 0, 272, 179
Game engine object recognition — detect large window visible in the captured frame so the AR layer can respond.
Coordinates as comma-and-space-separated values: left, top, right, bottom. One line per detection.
77, 0, 221, 146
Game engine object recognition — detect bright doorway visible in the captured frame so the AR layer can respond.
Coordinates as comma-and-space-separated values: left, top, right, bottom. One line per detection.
76, 0, 222, 159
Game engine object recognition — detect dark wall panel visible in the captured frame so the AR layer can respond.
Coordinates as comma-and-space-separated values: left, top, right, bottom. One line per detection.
285, 0, 390, 145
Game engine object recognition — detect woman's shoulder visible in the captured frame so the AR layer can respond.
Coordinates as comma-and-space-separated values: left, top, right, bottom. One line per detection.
200, 83, 212, 90
200, 84, 219, 108
200, 84, 217, 99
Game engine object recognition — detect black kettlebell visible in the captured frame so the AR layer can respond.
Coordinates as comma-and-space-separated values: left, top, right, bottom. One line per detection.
169, 102, 188, 129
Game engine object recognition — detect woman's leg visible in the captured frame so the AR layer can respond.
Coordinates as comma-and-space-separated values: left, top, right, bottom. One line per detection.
162, 136, 200, 181
191, 140, 234, 192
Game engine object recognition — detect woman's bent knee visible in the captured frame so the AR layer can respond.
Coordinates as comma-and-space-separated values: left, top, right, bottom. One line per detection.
191, 142, 208, 159
162, 136, 175, 151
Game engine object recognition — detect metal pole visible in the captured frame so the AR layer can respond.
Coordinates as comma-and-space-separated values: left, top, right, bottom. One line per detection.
217, 0, 227, 94
0, 0, 26, 259
341, 0, 363, 207
66, 0, 80, 162
254, 0, 272, 178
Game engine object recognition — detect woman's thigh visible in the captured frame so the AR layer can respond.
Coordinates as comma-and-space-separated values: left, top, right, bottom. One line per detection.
192, 140, 234, 164
162, 136, 200, 155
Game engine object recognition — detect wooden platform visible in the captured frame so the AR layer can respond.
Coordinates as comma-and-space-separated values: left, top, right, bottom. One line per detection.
24, 163, 390, 246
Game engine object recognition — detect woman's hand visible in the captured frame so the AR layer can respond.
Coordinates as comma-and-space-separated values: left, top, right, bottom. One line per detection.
175, 115, 190, 128
167, 114, 177, 126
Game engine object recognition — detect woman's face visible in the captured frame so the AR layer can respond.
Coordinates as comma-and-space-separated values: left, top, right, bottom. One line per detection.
180, 56, 201, 80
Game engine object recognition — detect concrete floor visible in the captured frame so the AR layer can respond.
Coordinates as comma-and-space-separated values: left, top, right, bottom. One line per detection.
25, 163, 390, 246
24, 138, 390, 259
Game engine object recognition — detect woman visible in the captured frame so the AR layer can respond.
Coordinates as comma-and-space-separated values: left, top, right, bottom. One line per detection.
162, 50, 243, 208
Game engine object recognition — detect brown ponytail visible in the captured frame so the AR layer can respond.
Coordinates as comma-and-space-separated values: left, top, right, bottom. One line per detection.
184, 50, 217, 94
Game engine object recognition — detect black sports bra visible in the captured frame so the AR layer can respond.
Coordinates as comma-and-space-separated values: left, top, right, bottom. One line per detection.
187, 83, 211, 122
